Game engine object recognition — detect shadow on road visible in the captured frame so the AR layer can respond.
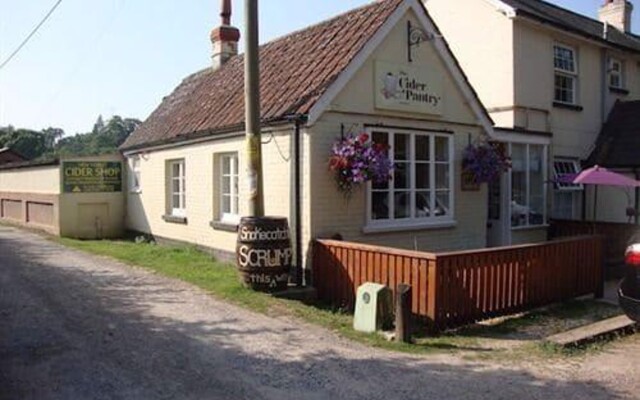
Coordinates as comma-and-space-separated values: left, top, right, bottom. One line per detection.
0, 230, 626, 400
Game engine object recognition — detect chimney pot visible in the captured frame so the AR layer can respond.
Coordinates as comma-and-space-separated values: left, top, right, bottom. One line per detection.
211, 0, 240, 70
599, 0, 634, 33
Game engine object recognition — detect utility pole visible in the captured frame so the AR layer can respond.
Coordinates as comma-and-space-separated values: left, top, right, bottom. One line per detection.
244, 0, 264, 217
236, 0, 291, 293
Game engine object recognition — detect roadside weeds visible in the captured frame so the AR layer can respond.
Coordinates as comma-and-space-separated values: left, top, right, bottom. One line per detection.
53, 235, 633, 360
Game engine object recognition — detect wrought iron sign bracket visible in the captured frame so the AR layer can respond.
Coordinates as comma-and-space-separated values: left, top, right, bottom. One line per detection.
407, 20, 441, 63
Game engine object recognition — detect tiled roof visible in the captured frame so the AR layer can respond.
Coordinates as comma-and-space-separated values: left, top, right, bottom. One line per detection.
588, 100, 640, 168
501, 0, 640, 53
121, 0, 404, 151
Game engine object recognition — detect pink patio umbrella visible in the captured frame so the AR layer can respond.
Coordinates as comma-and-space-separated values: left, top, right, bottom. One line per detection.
572, 165, 640, 221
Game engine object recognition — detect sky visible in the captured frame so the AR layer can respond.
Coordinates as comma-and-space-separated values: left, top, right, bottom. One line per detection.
1, 0, 639, 135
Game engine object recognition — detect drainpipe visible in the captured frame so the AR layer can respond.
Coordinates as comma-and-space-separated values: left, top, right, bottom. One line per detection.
287, 114, 306, 286
600, 48, 608, 127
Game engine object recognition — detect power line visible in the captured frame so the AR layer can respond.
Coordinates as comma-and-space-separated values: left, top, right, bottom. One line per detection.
0, 0, 63, 70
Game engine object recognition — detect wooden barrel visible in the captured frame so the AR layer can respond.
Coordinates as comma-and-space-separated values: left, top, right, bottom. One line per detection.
236, 216, 291, 292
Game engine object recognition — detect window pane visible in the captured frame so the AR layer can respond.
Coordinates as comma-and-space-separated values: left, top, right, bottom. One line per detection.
233, 156, 239, 175
436, 164, 449, 189
222, 176, 231, 194
511, 144, 527, 227
435, 137, 449, 162
222, 157, 230, 174
172, 179, 181, 194
415, 164, 430, 189
415, 135, 430, 161
554, 46, 575, 72
222, 195, 231, 213
372, 192, 389, 220
554, 74, 574, 103
172, 163, 180, 178
394, 192, 411, 219
394, 134, 410, 161
394, 162, 410, 189
435, 192, 450, 217
415, 191, 430, 218
529, 145, 544, 225
172, 195, 180, 208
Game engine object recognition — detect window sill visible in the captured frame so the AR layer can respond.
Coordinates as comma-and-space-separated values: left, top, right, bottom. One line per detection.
609, 87, 630, 96
363, 220, 456, 234
129, 189, 142, 194
210, 220, 238, 232
162, 215, 188, 225
552, 102, 583, 112
511, 224, 549, 232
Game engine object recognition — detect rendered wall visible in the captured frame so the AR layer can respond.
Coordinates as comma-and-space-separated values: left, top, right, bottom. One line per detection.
426, 0, 515, 125
125, 127, 294, 259
305, 8, 490, 254
58, 154, 125, 239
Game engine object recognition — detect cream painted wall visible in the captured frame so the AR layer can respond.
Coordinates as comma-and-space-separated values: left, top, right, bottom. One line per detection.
426, 0, 515, 122
0, 166, 60, 194
309, 113, 488, 253
126, 127, 294, 256
328, 11, 480, 126
58, 154, 126, 239
514, 21, 604, 158
305, 8, 491, 254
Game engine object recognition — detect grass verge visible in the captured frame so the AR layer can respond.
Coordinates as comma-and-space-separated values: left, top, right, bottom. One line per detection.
54, 236, 627, 357
56, 237, 476, 354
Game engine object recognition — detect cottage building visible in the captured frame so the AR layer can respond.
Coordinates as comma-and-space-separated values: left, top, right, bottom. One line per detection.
0, 148, 26, 165
427, 0, 640, 243
120, 0, 496, 276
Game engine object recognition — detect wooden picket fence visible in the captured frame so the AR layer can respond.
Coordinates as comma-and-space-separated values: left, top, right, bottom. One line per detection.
312, 235, 604, 331
550, 219, 639, 264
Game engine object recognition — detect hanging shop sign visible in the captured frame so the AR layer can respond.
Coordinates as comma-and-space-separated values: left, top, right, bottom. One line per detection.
375, 60, 443, 115
62, 161, 122, 193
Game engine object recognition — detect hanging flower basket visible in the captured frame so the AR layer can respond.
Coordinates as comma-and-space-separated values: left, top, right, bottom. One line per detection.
462, 141, 510, 184
328, 133, 393, 197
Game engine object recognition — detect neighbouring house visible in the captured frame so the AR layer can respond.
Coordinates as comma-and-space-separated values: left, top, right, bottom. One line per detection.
119, 0, 496, 279
0, 148, 26, 165
427, 0, 640, 243
0, 155, 125, 238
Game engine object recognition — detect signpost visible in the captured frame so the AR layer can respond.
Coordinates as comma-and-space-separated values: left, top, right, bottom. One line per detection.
62, 161, 122, 193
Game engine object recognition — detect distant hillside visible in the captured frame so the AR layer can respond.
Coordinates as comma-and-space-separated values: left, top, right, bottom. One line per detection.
0, 115, 140, 160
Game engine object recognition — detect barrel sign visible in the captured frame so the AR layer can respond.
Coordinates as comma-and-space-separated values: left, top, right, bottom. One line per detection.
236, 216, 291, 292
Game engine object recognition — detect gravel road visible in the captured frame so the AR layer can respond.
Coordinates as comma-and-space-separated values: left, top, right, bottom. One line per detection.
0, 226, 637, 400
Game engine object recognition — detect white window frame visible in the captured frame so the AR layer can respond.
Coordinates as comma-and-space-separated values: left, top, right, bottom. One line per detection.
219, 153, 240, 224
553, 44, 578, 105
609, 57, 624, 89
553, 159, 583, 191
168, 159, 186, 218
365, 128, 455, 232
509, 143, 548, 229
129, 156, 141, 193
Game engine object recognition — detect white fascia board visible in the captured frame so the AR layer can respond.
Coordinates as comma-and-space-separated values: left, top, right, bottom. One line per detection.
306, 1, 411, 127
482, 0, 517, 18
308, 0, 495, 139
493, 129, 551, 145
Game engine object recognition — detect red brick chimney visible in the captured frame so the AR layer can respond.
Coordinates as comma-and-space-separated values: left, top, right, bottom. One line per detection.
599, 0, 634, 33
211, 0, 240, 70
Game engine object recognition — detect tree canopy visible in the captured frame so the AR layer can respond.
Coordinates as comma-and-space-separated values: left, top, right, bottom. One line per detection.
0, 115, 141, 160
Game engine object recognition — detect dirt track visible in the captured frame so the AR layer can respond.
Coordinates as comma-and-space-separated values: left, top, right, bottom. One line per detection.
0, 226, 637, 400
